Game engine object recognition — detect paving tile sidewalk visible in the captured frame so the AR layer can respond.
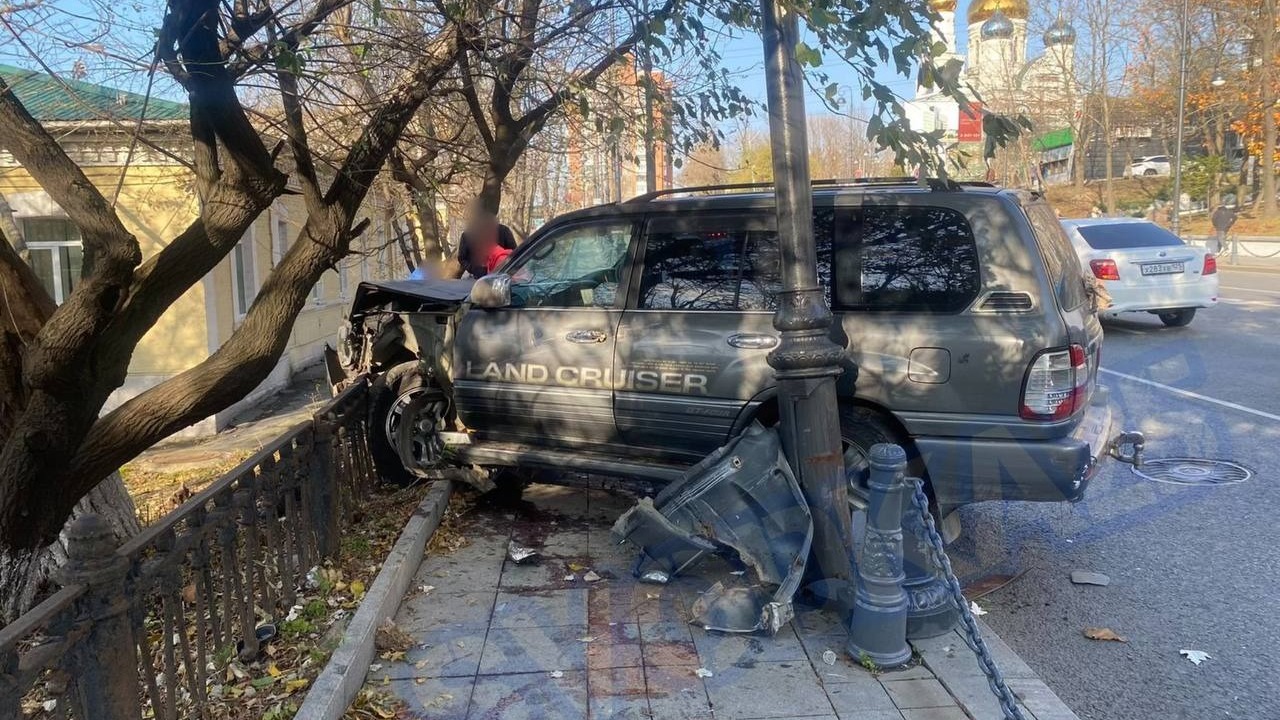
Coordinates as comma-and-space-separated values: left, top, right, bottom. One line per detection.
364, 485, 1078, 720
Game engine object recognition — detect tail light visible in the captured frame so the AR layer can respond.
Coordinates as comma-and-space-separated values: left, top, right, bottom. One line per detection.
1020, 344, 1089, 421
1203, 253, 1217, 275
1089, 259, 1120, 280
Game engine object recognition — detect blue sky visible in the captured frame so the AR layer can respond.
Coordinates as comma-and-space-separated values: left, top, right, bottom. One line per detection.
712, 0, 1057, 119
3, 0, 1061, 127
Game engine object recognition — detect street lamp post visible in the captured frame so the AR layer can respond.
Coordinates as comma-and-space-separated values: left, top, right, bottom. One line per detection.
758, 0, 855, 598
1171, 0, 1190, 236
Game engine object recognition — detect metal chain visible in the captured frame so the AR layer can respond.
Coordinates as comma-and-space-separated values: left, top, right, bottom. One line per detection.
1238, 241, 1280, 259
908, 478, 1030, 720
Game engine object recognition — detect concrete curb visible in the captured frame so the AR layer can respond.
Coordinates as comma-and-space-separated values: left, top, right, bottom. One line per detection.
913, 618, 1081, 720
296, 478, 455, 720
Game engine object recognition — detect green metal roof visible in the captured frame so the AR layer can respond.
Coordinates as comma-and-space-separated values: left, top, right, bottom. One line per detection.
0, 64, 187, 123
1032, 127, 1074, 152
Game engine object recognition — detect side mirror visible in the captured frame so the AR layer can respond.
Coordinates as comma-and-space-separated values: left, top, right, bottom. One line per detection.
469, 273, 512, 308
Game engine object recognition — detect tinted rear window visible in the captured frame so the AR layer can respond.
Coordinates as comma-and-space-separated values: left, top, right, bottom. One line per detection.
1076, 223, 1184, 250
833, 206, 981, 313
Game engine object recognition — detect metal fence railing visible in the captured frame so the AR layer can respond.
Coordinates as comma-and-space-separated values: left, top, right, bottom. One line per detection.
0, 378, 379, 720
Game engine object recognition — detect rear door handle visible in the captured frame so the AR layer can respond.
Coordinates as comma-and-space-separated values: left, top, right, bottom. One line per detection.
566, 329, 608, 344
727, 333, 779, 350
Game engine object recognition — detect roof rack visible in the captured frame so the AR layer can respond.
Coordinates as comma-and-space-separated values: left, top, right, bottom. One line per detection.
628, 176, 984, 202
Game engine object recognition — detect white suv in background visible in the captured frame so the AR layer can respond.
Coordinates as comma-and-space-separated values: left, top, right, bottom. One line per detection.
1126, 156, 1172, 177
1061, 218, 1218, 327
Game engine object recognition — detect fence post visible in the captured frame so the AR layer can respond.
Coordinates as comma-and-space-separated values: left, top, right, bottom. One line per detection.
60, 514, 140, 720
310, 416, 340, 558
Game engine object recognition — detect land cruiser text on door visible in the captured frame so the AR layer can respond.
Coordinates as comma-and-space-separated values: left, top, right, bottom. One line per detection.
330, 179, 1116, 521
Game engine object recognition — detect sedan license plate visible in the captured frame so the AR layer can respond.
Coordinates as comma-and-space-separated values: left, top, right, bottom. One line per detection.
1140, 261, 1184, 276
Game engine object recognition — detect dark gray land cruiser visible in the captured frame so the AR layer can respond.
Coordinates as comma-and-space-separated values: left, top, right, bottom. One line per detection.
332, 179, 1114, 519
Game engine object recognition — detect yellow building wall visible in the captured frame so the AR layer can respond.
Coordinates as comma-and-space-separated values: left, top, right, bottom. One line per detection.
4, 154, 406, 434
0, 163, 208, 377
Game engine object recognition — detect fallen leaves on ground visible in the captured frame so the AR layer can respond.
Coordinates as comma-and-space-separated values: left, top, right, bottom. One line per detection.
1083, 627, 1127, 642
375, 619, 415, 655
342, 688, 410, 719
426, 493, 475, 555
120, 451, 252, 525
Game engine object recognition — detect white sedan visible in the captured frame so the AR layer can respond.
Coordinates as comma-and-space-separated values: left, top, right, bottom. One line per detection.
1125, 155, 1172, 177
1060, 218, 1218, 327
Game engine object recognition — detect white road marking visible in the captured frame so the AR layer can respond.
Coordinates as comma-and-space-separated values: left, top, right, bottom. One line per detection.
1219, 298, 1278, 308
1221, 285, 1280, 296
1100, 368, 1280, 423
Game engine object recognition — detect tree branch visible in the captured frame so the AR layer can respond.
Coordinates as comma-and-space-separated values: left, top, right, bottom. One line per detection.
326, 30, 461, 215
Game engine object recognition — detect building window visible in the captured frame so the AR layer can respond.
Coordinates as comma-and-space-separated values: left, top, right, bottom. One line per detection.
271, 205, 290, 266
22, 218, 83, 305
231, 229, 257, 318
338, 259, 350, 299
311, 274, 323, 304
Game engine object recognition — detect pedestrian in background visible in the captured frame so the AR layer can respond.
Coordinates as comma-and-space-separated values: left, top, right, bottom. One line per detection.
453, 210, 517, 279
1209, 204, 1237, 256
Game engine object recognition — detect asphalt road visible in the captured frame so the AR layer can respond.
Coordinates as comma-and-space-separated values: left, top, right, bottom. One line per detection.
948, 267, 1280, 720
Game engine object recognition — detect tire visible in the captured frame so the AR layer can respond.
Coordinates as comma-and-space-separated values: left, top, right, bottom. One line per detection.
369, 361, 427, 486
1158, 308, 1196, 327
1143, 168, 1158, 176
838, 404, 931, 506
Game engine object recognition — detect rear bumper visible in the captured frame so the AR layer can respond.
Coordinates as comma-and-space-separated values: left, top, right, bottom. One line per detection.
1102, 278, 1218, 314
917, 387, 1113, 510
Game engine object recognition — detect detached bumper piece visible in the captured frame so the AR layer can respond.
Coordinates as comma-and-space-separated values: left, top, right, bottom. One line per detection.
611, 423, 813, 635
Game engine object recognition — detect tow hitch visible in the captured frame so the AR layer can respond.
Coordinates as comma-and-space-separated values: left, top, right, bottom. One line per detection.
1108, 430, 1145, 467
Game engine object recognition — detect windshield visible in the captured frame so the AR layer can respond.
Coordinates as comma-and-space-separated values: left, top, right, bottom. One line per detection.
1076, 222, 1184, 250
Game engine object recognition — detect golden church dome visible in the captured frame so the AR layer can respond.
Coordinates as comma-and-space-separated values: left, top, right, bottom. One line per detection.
928, 0, 957, 12
967, 0, 1029, 24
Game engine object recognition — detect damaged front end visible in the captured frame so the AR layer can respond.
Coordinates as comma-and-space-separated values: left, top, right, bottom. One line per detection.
611, 423, 812, 635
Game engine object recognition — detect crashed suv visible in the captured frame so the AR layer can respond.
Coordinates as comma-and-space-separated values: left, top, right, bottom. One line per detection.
332, 179, 1115, 524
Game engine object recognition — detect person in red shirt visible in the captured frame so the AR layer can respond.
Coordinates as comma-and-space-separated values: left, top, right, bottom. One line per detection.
453, 210, 518, 278
483, 239, 513, 274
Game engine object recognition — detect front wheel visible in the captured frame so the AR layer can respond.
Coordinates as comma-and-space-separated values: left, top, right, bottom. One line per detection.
838, 405, 931, 508
370, 362, 441, 485
1158, 308, 1196, 327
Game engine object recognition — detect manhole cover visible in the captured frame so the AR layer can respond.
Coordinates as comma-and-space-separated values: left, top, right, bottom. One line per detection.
1132, 458, 1253, 486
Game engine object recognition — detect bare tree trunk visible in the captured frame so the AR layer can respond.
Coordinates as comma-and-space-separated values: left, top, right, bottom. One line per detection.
478, 165, 506, 215
0, 472, 138, 623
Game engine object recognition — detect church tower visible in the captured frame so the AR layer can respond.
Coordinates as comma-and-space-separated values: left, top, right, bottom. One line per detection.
928, 0, 959, 55
965, 0, 1030, 98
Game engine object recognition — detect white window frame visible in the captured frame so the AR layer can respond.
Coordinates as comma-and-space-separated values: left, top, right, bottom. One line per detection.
21, 217, 82, 305
231, 227, 257, 319
338, 257, 350, 299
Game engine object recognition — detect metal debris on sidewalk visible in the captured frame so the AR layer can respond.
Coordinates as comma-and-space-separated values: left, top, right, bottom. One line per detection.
1180, 649, 1211, 665
639, 570, 670, 584
611, 424, 813, 635
1070, 570, 1111, 586
506, 541, 540, 564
